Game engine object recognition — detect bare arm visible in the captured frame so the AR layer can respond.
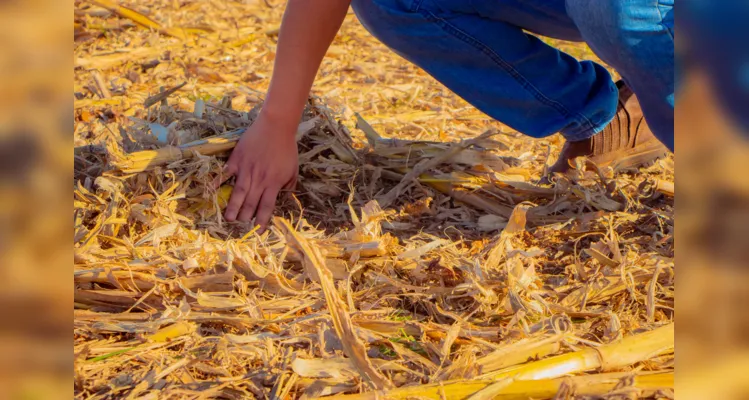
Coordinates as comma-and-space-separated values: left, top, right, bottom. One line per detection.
221, 0, 351, 230
263, 0, 352, 123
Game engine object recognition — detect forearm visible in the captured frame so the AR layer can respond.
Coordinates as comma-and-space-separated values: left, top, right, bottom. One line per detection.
260, 0, 351, 128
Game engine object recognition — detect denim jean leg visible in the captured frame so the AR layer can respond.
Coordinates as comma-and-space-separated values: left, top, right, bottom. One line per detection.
350, 0, 618, 141
567, 0, 675, 150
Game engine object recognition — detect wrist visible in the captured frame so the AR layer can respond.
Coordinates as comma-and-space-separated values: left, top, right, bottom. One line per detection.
256, 105, 300, 136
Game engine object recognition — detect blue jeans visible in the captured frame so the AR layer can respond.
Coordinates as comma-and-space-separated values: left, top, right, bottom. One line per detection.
351, 0, 675, 150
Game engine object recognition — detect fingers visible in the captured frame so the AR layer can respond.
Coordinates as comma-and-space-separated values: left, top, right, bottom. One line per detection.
223, 162, 292, 228
236, 181, 265, 222
224, 172, 251, 222
283, 175, 297, 191
254, 186, 281, 232
213, 161, 238, 189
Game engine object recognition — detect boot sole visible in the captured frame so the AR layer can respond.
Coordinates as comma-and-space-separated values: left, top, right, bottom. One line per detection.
588, 138, 669, 172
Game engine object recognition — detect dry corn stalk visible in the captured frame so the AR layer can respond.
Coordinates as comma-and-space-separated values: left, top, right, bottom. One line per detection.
475, 334, 564, 374
110, 129, 244, 173
324, 323, 673, 399
324, 371, 673, 400
484, 323, 673, 380
639, 177, 674, 198
376, 130, 496, 208
276, 218, 392, 391
655, 179, 674, 197
90, 0, 188, 39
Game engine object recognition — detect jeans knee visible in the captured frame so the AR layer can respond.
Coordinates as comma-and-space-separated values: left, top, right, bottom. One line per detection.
351, 0, 413, 50
350, 0, 376, 30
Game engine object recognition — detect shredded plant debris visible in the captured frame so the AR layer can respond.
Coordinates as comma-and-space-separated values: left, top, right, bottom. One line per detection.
74, 1, 674, 399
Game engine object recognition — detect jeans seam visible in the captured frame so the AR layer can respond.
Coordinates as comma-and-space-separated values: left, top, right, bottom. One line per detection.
416, 8, 598, 136
410, 0, 425, 12
656, 1, 675, 42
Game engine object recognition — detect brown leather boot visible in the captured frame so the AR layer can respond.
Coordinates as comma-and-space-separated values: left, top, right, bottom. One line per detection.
549, 81, 668, 174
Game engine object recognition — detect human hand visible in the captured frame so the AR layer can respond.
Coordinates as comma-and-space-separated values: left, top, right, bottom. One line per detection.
216, 113, 298, 231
